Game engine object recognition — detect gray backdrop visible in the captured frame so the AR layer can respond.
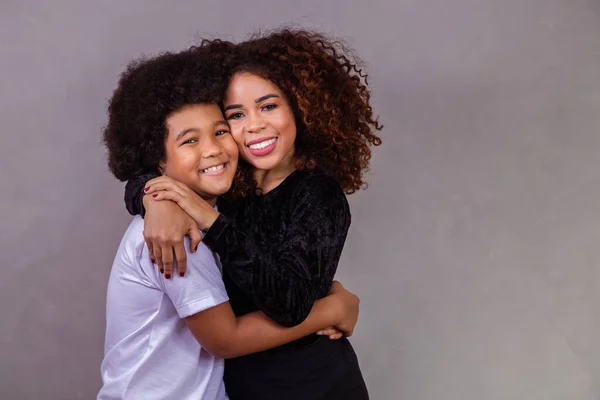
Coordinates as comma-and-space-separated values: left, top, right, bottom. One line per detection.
2, 0, 600, 399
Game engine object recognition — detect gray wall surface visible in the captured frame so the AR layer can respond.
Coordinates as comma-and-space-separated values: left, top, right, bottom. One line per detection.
2, 0, 600, 399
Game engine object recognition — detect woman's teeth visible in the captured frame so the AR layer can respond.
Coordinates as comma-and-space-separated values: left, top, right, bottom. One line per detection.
248, 138, 277, 150
201, 164, 225, 173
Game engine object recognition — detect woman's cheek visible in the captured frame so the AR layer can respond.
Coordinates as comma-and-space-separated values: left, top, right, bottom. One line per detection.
230, 128, 244, 146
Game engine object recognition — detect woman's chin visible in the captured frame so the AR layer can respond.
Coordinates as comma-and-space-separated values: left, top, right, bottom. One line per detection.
243, 153, 282, 171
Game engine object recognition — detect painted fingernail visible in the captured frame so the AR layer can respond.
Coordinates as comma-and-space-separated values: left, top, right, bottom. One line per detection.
159, 268, 164, 273
143, 187, 149, 192
179, 272, 185, 277
152, 194, 157, 198
151, 259, 155, 264
165, 274, 171, 279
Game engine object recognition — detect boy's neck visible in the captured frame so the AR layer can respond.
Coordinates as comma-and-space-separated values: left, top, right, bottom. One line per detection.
203, 196, 217, 207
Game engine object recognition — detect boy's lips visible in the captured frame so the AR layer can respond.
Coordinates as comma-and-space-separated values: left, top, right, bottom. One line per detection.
200, 162, 229, 175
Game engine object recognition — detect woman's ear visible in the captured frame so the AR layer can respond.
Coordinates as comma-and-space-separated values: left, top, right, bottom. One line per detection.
158, 162, 165, 175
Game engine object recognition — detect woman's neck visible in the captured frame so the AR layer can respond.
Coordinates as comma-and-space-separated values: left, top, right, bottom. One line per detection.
253, 157, 296, 194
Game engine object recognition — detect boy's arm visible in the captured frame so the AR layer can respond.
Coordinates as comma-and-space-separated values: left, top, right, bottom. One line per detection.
155, 238, 359, 360
184, 283, 358, 359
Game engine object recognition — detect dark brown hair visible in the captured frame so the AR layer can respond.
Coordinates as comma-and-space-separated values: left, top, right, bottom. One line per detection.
215, 28, 383, 197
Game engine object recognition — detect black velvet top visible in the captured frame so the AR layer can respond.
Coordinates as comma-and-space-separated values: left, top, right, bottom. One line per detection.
124, 167, 359, 399
203, 167, 350, 327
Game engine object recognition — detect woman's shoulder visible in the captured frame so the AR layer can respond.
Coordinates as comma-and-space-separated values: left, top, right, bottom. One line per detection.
288, 167, 348, 212
295, 166, 344, 194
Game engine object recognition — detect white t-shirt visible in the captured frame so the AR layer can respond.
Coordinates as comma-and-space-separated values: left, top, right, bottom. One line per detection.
98, 216, 229, 400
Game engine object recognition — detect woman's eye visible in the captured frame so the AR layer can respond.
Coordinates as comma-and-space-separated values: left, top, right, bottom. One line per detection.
227, 112, 244, 120
215, 130, 230, 137
183, 138, 198, 144
262, 104, 277, 111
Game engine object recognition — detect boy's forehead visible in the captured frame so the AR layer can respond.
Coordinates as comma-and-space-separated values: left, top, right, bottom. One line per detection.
166, 103, 226, 130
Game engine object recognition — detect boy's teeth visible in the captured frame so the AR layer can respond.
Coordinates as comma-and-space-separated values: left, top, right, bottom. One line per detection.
249, 138, 276, 150
201, 164, 225, 173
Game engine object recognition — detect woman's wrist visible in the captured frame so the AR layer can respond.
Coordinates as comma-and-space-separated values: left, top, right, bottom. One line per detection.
142, 193, 152, 209
199, 208, 220, 232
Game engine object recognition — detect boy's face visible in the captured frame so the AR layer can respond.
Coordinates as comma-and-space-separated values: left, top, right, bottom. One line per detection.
160, 103, 238, 204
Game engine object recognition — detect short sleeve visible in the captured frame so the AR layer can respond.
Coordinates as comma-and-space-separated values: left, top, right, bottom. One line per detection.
141, 239, 228, 319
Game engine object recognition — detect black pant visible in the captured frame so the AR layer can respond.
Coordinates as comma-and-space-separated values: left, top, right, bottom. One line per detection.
225, 337, 369, 400
320, 341, 369, 400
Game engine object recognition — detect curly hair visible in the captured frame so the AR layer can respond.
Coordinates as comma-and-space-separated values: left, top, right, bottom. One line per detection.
103, 43, 232, 182
218, 28, 383, 196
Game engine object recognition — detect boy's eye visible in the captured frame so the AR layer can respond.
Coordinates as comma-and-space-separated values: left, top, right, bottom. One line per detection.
183, 138, 197, 144
215, 130, 230, 136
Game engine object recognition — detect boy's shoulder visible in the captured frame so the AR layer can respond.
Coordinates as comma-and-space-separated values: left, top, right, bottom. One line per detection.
122, 216, 219, 270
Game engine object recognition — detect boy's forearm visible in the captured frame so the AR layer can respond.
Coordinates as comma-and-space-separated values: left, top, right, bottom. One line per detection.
222, 295, 341, 358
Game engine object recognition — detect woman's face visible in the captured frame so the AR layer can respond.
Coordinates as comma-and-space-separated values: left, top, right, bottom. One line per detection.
160, 103, 238, 204
223, 73, 297, 172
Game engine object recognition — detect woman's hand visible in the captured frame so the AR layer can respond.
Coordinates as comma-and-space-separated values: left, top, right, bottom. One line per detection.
319, 281, 360, 339
142, 195, 202, 279
144, 176, 220, 231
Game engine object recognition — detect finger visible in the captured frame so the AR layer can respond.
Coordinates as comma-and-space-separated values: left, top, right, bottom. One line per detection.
173, 240, 187, 277
142, 230, 155, 263
145, 180, 187, 196
153, 245, 164, 273
161, 245, 174, 279
317, 327, 340, 336
147, 241, 155, 264
150, 190, 185, 204
188, 223, 203, 254
143, 176, 167, 193
329, 333, 343, 340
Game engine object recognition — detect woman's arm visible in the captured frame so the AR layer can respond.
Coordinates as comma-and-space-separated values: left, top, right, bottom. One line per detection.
124, 173, 158, 216
124, 173, 202, 278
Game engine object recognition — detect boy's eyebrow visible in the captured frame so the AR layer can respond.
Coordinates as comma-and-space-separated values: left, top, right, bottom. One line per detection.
223, 94, 280, 112
176, 128, 197, 141
176, 120, 229, 141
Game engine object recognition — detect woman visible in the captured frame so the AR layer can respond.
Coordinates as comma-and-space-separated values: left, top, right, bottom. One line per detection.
126, 29, 382, 400
99, 46, 360, 400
